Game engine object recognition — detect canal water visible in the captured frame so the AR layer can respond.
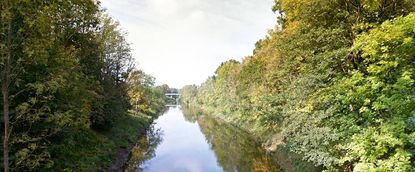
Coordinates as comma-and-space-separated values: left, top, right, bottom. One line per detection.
124, 106, 315, 172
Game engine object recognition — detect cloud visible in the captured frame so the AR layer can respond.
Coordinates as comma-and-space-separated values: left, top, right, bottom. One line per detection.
100, 0, 276, 88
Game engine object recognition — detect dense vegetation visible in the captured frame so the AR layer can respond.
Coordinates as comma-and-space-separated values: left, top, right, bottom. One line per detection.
181, 0, 415, 171
0, 0, 168, 171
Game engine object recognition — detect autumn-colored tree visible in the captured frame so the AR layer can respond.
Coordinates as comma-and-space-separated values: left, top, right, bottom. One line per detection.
181, 0, 415, 170
0, 1, 166, 171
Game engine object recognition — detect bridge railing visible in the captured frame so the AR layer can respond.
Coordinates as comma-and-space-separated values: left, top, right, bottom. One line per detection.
165, 93, 180, 96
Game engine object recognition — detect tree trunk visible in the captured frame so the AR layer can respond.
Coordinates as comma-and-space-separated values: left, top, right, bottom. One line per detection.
2, 76, 9, 172
2, 50, 10, 172
2, 1, 11, 170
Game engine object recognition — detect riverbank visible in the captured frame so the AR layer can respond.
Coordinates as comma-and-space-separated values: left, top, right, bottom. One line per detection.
180, 104, 321, 172
42, 112, 154, 171
105, 113, 154, 171
125, 106, 285, 171
212, 115, 320, 172
217, 115, 321, 172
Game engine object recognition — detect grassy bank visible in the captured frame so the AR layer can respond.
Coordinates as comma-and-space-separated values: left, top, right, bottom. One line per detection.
42, 113, 153, 171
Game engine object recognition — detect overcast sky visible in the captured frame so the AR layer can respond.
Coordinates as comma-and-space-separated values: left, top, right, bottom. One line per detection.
100, 0, 277, 88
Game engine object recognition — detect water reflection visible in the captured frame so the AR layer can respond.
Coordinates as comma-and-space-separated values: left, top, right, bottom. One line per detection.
124, 125, 163, 172
181, 105, 204, 123
125, 105, 282, 172
191, 106, 281, 172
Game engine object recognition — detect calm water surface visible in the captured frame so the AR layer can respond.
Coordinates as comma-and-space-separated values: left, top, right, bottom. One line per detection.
125, 106, 283, 172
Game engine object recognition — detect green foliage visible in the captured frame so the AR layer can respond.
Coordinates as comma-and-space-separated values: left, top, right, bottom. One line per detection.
327, 14, 415, 171
127, 70, 168, 116
179, 85, 198, 105
181, 0, 415, 171
0, 1, 167, 171
45, 113, 151, 171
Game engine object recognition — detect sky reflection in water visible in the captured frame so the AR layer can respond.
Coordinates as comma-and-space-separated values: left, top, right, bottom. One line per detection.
129, 106, 281, 172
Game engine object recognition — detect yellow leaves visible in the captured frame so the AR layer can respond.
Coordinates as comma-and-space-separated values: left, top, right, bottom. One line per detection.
364, 98, 371, 105
298, 103, 313, 113
16, 148, 30, 159
280, 0, 313, 22
402, 37, 413, 45
362, 0, 381, 12
47, 112, 72, 127
359, 106, 369, 113
354, 13, 415, 59
283, 20, 301, 36
366, 60, 398, 75
29, 143, 38, 150
17, 102, 31, 114
129, 146, 145, 164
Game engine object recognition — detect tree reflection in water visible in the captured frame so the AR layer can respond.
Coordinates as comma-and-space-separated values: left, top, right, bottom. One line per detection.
124, 105, 318, 172
124, 124, 163, 172
181, 105, 282, 172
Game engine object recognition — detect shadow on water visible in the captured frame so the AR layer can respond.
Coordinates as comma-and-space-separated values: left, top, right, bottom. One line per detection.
124, 105, 319, 172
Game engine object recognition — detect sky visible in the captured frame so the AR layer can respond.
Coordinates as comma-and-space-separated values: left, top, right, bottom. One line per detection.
100, 0, 277, 88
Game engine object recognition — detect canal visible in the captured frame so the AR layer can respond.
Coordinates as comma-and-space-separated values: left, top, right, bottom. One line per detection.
124, 106, 317, 172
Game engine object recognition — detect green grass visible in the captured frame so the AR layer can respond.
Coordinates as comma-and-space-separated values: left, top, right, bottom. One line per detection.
44, 113, 152, 171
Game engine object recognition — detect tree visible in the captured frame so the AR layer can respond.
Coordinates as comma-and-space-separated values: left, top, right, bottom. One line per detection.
0, 1, 167, 170
1, 0, 99, 170
182, 0, 415, 170
127, 70, 167, 116
1, 1, 13, 170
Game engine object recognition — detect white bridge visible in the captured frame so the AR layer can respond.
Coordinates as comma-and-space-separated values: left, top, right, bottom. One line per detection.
165, 93, 180, 99
165, 93, 180, 106
165, 93, 180, 97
